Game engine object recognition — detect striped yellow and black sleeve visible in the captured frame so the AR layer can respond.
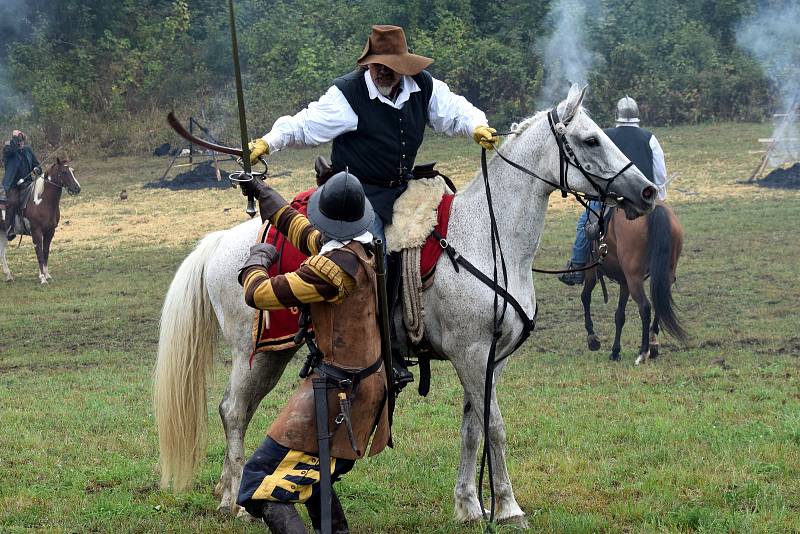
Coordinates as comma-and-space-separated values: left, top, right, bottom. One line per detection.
269, 205, 323, 257
243, 249, 361, 310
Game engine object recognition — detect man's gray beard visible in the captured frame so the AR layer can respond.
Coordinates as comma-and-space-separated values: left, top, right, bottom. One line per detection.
376, 84, 394, 97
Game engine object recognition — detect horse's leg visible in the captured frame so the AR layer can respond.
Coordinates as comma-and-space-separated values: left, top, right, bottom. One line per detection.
486, 374, 527, 527
454, 392, 483, 522
0, 235, 11, 282
31, 228, 47, 284
43, 227, 55, 280
452, 352, 525, 525
629, 280, 652, 365
216, 346, 295, 515
581, 270, 600, 351
609, 283, 629, 361
649, 314, 660, 359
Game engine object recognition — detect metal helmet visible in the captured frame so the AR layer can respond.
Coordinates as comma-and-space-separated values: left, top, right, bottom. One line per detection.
307, 170, 374, 241
616, 96, 640, 124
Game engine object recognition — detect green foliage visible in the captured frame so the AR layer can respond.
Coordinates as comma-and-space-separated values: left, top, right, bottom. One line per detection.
0, 0, 785, 153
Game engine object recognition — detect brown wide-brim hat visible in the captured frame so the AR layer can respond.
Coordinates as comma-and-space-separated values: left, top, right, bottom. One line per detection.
356, 25, 433, 76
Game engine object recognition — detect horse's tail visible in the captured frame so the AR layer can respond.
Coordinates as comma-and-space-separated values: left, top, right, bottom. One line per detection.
154, 230, 226, 492
647, 205, 687, 342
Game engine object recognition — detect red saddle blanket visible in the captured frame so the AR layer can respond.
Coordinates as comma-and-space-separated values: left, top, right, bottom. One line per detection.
251, 188, 316, 353
252, 189, 456, 353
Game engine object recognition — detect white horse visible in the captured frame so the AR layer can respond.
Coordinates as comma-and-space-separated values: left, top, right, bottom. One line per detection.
0, 231, 10, 281
154, 85, 656, 526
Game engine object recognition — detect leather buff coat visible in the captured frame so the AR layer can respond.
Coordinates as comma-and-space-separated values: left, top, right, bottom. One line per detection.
266, 243, 390, 460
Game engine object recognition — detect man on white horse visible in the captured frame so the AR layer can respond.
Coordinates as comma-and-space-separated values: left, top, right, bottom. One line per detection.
246, 24, 498, 385
236, 171, 390, 533
559, 96, 668, 286
2, 130, 42, 241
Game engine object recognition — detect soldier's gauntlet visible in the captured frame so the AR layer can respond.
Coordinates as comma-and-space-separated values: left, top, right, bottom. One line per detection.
238, 243, 279, 286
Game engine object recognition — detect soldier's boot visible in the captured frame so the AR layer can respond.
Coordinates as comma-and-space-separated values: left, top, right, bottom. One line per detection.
387, 252, 413, 390
557, 261, 585, 286
261, 502, 308, 534
305, 490, 350, 534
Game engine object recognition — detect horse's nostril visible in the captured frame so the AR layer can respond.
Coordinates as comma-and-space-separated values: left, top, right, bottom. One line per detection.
642, 186, 656, 201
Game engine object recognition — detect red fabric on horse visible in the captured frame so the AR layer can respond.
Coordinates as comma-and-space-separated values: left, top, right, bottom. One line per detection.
420, 193, 455, 281
252, 189, 456, 352
252, 188, 316, 353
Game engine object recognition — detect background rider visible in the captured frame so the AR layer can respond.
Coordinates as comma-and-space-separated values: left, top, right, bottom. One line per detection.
2, 130, 42, 240
559, 96, 667, 286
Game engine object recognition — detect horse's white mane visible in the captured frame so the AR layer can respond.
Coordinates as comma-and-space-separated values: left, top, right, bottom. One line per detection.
508, 110, 548, 137
509, 102, 591, 136
33, 176, 45, 205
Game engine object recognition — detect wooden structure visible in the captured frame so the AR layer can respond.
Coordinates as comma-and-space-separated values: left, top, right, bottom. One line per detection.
160, 116, 235, 181
749, 94, 800, 181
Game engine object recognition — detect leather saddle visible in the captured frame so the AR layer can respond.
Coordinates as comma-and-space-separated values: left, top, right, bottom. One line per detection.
314, 156, 457, 193
585, 205, 615, 243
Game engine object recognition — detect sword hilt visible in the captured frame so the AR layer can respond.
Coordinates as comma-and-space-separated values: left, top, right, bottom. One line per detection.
246, 193, 256, 218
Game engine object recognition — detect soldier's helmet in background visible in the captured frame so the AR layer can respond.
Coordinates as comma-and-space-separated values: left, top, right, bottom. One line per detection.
616, 96, 640, 124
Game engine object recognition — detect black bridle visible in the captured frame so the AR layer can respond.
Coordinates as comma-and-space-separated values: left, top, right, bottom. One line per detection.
490, 106, 634, 235
43, 165, 80, 195
471, 106, 635, 530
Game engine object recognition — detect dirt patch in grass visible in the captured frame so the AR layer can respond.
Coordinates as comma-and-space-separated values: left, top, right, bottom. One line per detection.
144, 160, 232, 191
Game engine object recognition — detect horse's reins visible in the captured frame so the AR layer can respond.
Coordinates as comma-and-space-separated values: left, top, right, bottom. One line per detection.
456, 106, 635, 530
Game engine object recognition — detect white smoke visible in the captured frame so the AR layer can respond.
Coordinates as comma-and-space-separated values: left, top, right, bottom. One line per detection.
736, 2, 800, 166
536, 0, 598, 109
0, 0, 33, 118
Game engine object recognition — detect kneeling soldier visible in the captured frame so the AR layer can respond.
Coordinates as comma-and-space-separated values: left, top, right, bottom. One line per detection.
237, 171, 390, 534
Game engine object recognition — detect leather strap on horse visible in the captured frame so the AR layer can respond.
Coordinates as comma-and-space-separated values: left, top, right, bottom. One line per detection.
431, 228, 536, 356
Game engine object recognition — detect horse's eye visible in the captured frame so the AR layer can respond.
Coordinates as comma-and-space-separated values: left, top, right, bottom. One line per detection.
585, 137, 600, 147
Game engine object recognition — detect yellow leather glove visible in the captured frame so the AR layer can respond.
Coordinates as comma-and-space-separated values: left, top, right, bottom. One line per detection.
473, 125, 498, 150
247, 138, 269, 165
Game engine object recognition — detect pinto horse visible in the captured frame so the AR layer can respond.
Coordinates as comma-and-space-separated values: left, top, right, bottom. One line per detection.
581, 203, 686, 364
0, 157, 81, 283
154, 84, 657, 525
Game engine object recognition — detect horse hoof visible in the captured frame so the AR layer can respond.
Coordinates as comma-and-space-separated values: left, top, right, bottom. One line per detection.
649, 344, 660, 359
587, 335, 601, 351
635, 351, 649, 365
499, 514, 530, 530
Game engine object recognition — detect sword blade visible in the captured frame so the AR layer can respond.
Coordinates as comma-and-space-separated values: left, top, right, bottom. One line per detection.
228, 0, 251, 174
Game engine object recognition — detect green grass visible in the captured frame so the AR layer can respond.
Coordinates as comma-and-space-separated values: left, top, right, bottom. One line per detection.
1, 123, 799, 532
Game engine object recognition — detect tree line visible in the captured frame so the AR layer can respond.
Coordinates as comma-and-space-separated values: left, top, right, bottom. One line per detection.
0, 0, 780, 154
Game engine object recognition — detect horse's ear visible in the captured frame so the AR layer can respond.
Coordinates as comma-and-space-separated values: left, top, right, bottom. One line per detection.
562, 83, 589, 123
56, 156, 61, 165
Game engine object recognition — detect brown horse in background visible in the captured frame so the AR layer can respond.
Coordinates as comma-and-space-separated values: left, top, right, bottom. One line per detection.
0, 157, 81, 283
581, 203, 686, 364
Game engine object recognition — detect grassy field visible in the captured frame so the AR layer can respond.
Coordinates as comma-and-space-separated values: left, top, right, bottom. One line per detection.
1, 122, 799, 533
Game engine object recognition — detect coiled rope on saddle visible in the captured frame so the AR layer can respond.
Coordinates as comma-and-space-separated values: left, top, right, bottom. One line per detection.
400, 246, 424, 344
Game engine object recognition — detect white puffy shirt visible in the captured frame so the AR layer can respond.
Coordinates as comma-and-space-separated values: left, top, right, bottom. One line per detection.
262, 70, 487, 152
